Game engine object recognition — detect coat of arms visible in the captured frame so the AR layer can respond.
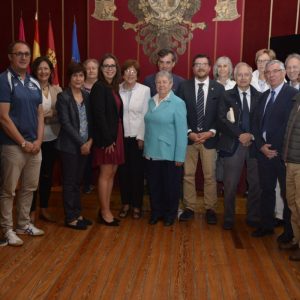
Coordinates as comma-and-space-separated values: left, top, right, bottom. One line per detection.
123, 0, 206, 63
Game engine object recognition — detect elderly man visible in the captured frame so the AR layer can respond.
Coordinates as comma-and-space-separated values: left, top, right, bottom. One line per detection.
252, 60, 298, 238
177, 54, 224, 224
144, 48, 184, 97
0, 41, 44, 246
282, 74, 300, 260
285, 53, 300, 90
218, 62, 261, 230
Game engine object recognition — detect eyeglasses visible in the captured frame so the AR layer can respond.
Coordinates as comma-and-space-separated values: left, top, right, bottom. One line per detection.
11, 52, 31, 58
193, 62, 209, 67
257, 59, 270, 64
102, 64, 116, 69
124, 69, 137, 75
264, 69, 283, 76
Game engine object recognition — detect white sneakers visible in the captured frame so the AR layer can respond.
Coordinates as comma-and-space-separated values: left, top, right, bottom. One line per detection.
16, 223, 45, 236
5, 229, 24, 246
4, 224, 44, 247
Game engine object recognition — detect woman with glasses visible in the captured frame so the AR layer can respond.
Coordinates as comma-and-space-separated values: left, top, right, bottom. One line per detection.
118, 59, 150, 219
90, 53, 123, 226
213, 56, 236, 90
251, 49, 276, 92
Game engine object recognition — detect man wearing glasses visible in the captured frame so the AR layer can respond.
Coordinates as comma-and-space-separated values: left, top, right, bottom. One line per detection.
0, 41, 44, 246
144, 48, 184, 97
252, 60, 297, 241
177, 54, 224, 224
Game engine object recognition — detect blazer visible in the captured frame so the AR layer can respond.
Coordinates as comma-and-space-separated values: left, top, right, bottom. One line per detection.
218, 85, 261, 157
177, 78, 225, 148
252, 83, 298, 155
89, 81, 123, 147
143, 91, 188, 163
55, 88, 92, 154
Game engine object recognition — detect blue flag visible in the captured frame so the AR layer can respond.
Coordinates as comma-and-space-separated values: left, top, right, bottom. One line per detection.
71, 19, 80, 62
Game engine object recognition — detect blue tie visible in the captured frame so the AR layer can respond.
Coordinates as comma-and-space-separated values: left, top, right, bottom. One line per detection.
242, 92, 250, 132
262, 90, 275, 133
196, 83, 204, 131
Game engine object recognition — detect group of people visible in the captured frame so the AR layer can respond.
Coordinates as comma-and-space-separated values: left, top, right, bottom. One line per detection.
0, 41, 299, 262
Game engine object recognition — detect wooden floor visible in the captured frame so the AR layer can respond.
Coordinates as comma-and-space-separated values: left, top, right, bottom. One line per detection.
1, 190, 300, 300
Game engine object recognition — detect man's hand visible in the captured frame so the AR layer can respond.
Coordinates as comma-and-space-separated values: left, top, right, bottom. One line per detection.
31, 140, 42, 154
260, 144, 277, 159
197, 131, 214, 143
239, 133, 252, 147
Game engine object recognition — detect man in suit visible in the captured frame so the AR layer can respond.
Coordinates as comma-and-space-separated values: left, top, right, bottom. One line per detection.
218, 62, 261, 230
252, 60, 298, 238
144, 48, 184, 97
177, 54, 224, 224
285, 53, 300, 90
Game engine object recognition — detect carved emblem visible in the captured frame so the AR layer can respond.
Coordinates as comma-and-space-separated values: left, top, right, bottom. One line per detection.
213, 0, 240, 21
123, 0, 206, 63
92, 0, 118, 21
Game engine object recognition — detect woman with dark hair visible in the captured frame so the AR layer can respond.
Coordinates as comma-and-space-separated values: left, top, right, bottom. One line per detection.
55, 62, 93, 230
118, 59, 150, 219
30, 56, 62, 223
90, 53, 124, 226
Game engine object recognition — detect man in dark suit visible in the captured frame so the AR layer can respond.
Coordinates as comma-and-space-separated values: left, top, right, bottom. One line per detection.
144, 48, 184, 97
252, 60, 298, 238
177, 54, 224, 224
218, 62, 261, 230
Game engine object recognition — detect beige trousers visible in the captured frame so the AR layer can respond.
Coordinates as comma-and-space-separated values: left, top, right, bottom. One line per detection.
0, 145, 41, 232
286, 163, 300, 247
183, 143, 217, 211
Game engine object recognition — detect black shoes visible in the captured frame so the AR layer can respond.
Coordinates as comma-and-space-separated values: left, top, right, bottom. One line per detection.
251, 228, 274, 237
279, 241, 299, 250
98, 214, 119, 227
246, 220, 260, 228
65, 219, 87, 230
223, 221, 233, 230
78, 216, 93, 226
205, 209, 217, 225
149, 217, 159, 225
179, 208, 194, 221
164, 219, 175, 227
277, 232, 293, 244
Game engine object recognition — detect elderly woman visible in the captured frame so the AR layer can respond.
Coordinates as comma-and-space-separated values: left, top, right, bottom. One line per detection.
213, 56, 236, 90
118, 59, 150, 219
55, 62, 93, 230
251, 48, 276, 92
90, 53, 123, 226
144, 70, 187, 226
30, 56, 62, 223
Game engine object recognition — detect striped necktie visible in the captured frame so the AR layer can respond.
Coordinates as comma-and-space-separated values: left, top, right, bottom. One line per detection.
196, 83, 204, 131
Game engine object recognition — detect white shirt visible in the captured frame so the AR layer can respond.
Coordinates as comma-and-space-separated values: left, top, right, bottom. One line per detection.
251, 70, 270, 92
238, 87, 251, 110
42, 92, 58, 142
194, 76, 209, 113
218, 79, 236, 91
119, 82, 150, 140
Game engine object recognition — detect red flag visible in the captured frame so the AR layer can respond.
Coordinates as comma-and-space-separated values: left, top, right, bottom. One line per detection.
18, 15, 26, 41
47, 18, 60, 85
32, 12, 41, 62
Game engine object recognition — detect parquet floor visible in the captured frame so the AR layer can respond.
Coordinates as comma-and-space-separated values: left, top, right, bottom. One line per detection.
0, 190, 300, 300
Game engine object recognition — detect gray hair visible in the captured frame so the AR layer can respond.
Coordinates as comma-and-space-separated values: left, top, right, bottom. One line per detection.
155, 70, 173, 84
233, 62, 253, 80
265, 59, 285, 71
83, 58, 99, 68
213, 56, 233, 80
285, 53, 300, 66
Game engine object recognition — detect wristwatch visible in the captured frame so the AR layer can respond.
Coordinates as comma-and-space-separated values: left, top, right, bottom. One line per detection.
21, 141, 27, 148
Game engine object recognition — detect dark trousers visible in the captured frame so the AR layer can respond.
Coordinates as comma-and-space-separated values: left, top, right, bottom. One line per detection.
258, 154, 292, 234
60, 151, 87, 223
146, 159, 182, 221
83, 152, 93, 191
31, 140, 57, 211
118, 137, 144, 209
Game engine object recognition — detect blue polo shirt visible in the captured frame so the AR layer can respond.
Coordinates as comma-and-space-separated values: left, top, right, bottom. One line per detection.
0, 68, 42, 144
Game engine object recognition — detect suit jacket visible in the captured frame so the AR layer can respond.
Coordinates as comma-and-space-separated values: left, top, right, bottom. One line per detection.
218, 85, 261, 157
55, 88, 92, 154
89, 81, 123, 148
143, 91, 188, 162
253, 83, 298, 156
177, 78, 225, 148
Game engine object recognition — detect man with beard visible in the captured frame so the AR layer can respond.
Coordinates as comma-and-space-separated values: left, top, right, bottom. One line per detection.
177, 54, 224, 224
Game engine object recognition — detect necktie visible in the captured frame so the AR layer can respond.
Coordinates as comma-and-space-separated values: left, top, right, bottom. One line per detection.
262, 90, 275, 133
242, 92, 250, 132
196, 83, 204, 131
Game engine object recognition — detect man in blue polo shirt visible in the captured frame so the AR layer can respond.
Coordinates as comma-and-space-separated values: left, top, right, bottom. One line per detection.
0, 40, 44, 246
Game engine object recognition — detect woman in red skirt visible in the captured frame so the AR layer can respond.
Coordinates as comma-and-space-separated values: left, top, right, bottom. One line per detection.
90, 53, 124, 226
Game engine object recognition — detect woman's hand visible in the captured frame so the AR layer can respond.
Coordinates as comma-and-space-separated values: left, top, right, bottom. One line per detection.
81, 139, 93, 156
137, 139, 144, 150
105, 143, 115, 154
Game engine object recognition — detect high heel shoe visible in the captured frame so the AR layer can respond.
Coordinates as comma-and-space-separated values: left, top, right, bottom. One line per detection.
98, 214, 119, 227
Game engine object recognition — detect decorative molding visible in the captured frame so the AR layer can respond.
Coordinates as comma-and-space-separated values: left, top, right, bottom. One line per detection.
213, 0, 240, 22
92, 0, 118, 21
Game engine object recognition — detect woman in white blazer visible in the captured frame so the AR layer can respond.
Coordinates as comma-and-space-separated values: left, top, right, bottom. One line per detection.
118, 59, 150, 219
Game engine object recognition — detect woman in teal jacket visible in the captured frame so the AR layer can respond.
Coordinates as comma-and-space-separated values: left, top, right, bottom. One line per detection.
144, 70, 188, 226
